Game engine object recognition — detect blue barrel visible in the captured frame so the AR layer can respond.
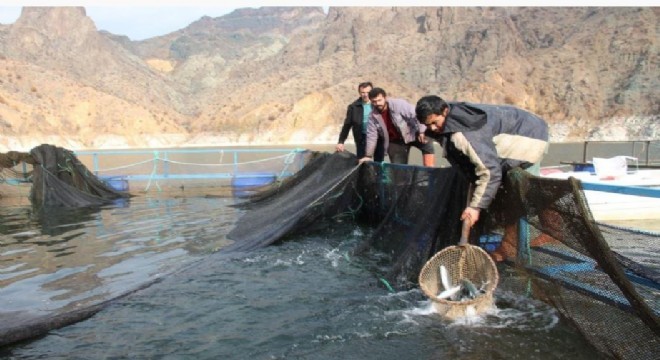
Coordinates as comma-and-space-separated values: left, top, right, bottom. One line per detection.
100, 176, 129, 192
573, 164, 594, 172
231, 172, 277, 197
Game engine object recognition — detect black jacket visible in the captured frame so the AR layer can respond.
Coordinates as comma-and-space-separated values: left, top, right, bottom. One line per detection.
337, 98, 370, 157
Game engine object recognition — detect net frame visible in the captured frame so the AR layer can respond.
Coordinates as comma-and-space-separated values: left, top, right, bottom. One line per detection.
419, 244, 499, 319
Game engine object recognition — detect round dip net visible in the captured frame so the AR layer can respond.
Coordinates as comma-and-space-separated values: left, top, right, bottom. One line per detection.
419, 244, 499, 319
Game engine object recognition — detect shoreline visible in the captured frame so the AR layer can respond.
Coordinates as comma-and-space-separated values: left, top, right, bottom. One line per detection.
2, 135, 658, 153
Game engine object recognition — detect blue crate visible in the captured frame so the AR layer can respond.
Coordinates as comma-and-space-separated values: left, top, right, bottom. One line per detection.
478, 233, 502, 253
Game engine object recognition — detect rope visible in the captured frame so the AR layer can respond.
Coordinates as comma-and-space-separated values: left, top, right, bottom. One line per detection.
143, 152, 161, 192
97, 158, 155, 172
331, 191, 364, 221
277, 151, 299, 180
93, 152, 296, 174
307, 164, 361, 209
162, 153, 292, 167
342, 253, 395, 293
380, 161, 392, 184
57, 158, 74, 175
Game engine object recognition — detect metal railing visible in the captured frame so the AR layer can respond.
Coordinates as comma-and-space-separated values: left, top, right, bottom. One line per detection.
72, 148, 309, 181
580, 140, 659, 166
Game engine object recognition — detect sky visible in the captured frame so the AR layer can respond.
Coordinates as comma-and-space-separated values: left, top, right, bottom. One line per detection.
0, 0, 647, 41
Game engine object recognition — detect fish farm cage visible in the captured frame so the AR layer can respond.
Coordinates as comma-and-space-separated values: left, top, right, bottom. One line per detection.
0, 143, 658, 359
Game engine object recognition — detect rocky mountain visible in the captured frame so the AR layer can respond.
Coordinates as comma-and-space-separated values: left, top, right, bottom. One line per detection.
0, 6, 657, 151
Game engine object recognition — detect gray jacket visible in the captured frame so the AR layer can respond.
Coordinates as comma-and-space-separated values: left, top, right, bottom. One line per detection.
426, 102, 549, 209
364, 98, 426, 158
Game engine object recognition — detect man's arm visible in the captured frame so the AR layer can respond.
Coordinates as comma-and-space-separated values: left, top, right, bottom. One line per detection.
450, 133, 502, 225
402, 100, 427, 142
336, 104, 353, 151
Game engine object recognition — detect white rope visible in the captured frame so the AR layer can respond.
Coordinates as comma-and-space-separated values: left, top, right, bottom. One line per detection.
160, 159, 233, 167
95, 152, 295, 172
97, 158, 155, 172
307, 164, 361, 208
142, 158, 161, 192
162, 153, 293, 167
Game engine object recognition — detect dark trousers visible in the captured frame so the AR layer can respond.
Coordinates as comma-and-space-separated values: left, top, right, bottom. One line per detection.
387, 139, 434, 164
357, 135, 385, 162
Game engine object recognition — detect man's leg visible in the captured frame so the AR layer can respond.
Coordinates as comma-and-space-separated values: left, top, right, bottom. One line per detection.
387, 141, 410, 164
356, 135, 366, 159
491, 160, 556, 263
373, 137, 386, 163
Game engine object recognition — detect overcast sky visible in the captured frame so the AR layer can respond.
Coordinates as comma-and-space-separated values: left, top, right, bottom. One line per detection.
0, 1, 647, 41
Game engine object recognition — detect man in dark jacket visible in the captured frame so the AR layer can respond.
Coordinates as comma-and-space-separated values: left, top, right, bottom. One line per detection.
415, 95, 549, 228
336, 82, 384, 161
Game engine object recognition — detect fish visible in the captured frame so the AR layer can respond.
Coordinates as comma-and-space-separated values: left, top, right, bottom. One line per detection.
461, 279, 479, 299
437, 285, 461, 300
439, 265, 451, 290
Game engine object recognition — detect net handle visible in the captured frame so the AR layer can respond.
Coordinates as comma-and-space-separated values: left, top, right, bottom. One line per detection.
458, 182, 474, 246
458, 219, 470, 246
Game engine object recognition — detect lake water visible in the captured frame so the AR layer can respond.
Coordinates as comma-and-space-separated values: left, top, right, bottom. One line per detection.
0, 190, 602, 359
1, 141, 656, 358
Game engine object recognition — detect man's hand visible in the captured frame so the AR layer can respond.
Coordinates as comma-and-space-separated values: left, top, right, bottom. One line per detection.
417, 133, 427, 144
358, 156, 373, 164
335, 144, 345, 152
460, 207, 481, 227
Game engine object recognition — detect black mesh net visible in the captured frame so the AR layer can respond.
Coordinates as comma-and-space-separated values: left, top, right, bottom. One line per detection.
226, 151, 363, 252
226, 151, 470, 286
484, 171, 659, 359
228, 151, 659, 359
1, 144, 130, 208
1, 147, 658, 359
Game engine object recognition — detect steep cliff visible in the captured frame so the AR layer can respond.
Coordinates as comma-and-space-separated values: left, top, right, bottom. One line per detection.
0, 6, 656, 150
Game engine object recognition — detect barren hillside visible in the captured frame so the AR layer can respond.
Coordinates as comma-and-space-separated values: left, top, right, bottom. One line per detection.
0, 6, 657, 151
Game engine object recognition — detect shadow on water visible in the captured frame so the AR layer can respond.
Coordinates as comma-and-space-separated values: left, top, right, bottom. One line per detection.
2, 222, 599, 359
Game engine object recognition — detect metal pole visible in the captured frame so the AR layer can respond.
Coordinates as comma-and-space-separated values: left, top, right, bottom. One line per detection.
93, 153, 99, 176
163, 151, 169, 178
233, 151, 238, 176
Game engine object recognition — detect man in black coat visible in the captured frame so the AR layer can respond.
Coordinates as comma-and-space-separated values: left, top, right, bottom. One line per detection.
335, 81, 384, 161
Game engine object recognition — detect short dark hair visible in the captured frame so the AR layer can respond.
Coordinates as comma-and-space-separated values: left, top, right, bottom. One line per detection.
368, 87, 387, 99
358, 82, 373, 91
415, 95, 448, 123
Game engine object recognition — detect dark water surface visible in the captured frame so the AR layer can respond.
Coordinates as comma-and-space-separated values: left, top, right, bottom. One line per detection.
0, 191, 602, 359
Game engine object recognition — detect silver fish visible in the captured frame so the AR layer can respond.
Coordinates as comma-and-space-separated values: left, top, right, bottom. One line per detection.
439, 265, 451, 290
437, 285, 461, 300
461, 279, 479, 299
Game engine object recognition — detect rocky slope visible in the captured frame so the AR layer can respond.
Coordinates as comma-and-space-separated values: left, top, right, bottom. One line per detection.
0, 6, 657, 151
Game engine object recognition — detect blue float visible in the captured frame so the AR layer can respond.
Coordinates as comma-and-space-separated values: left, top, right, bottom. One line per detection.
231, 172, 277, 197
